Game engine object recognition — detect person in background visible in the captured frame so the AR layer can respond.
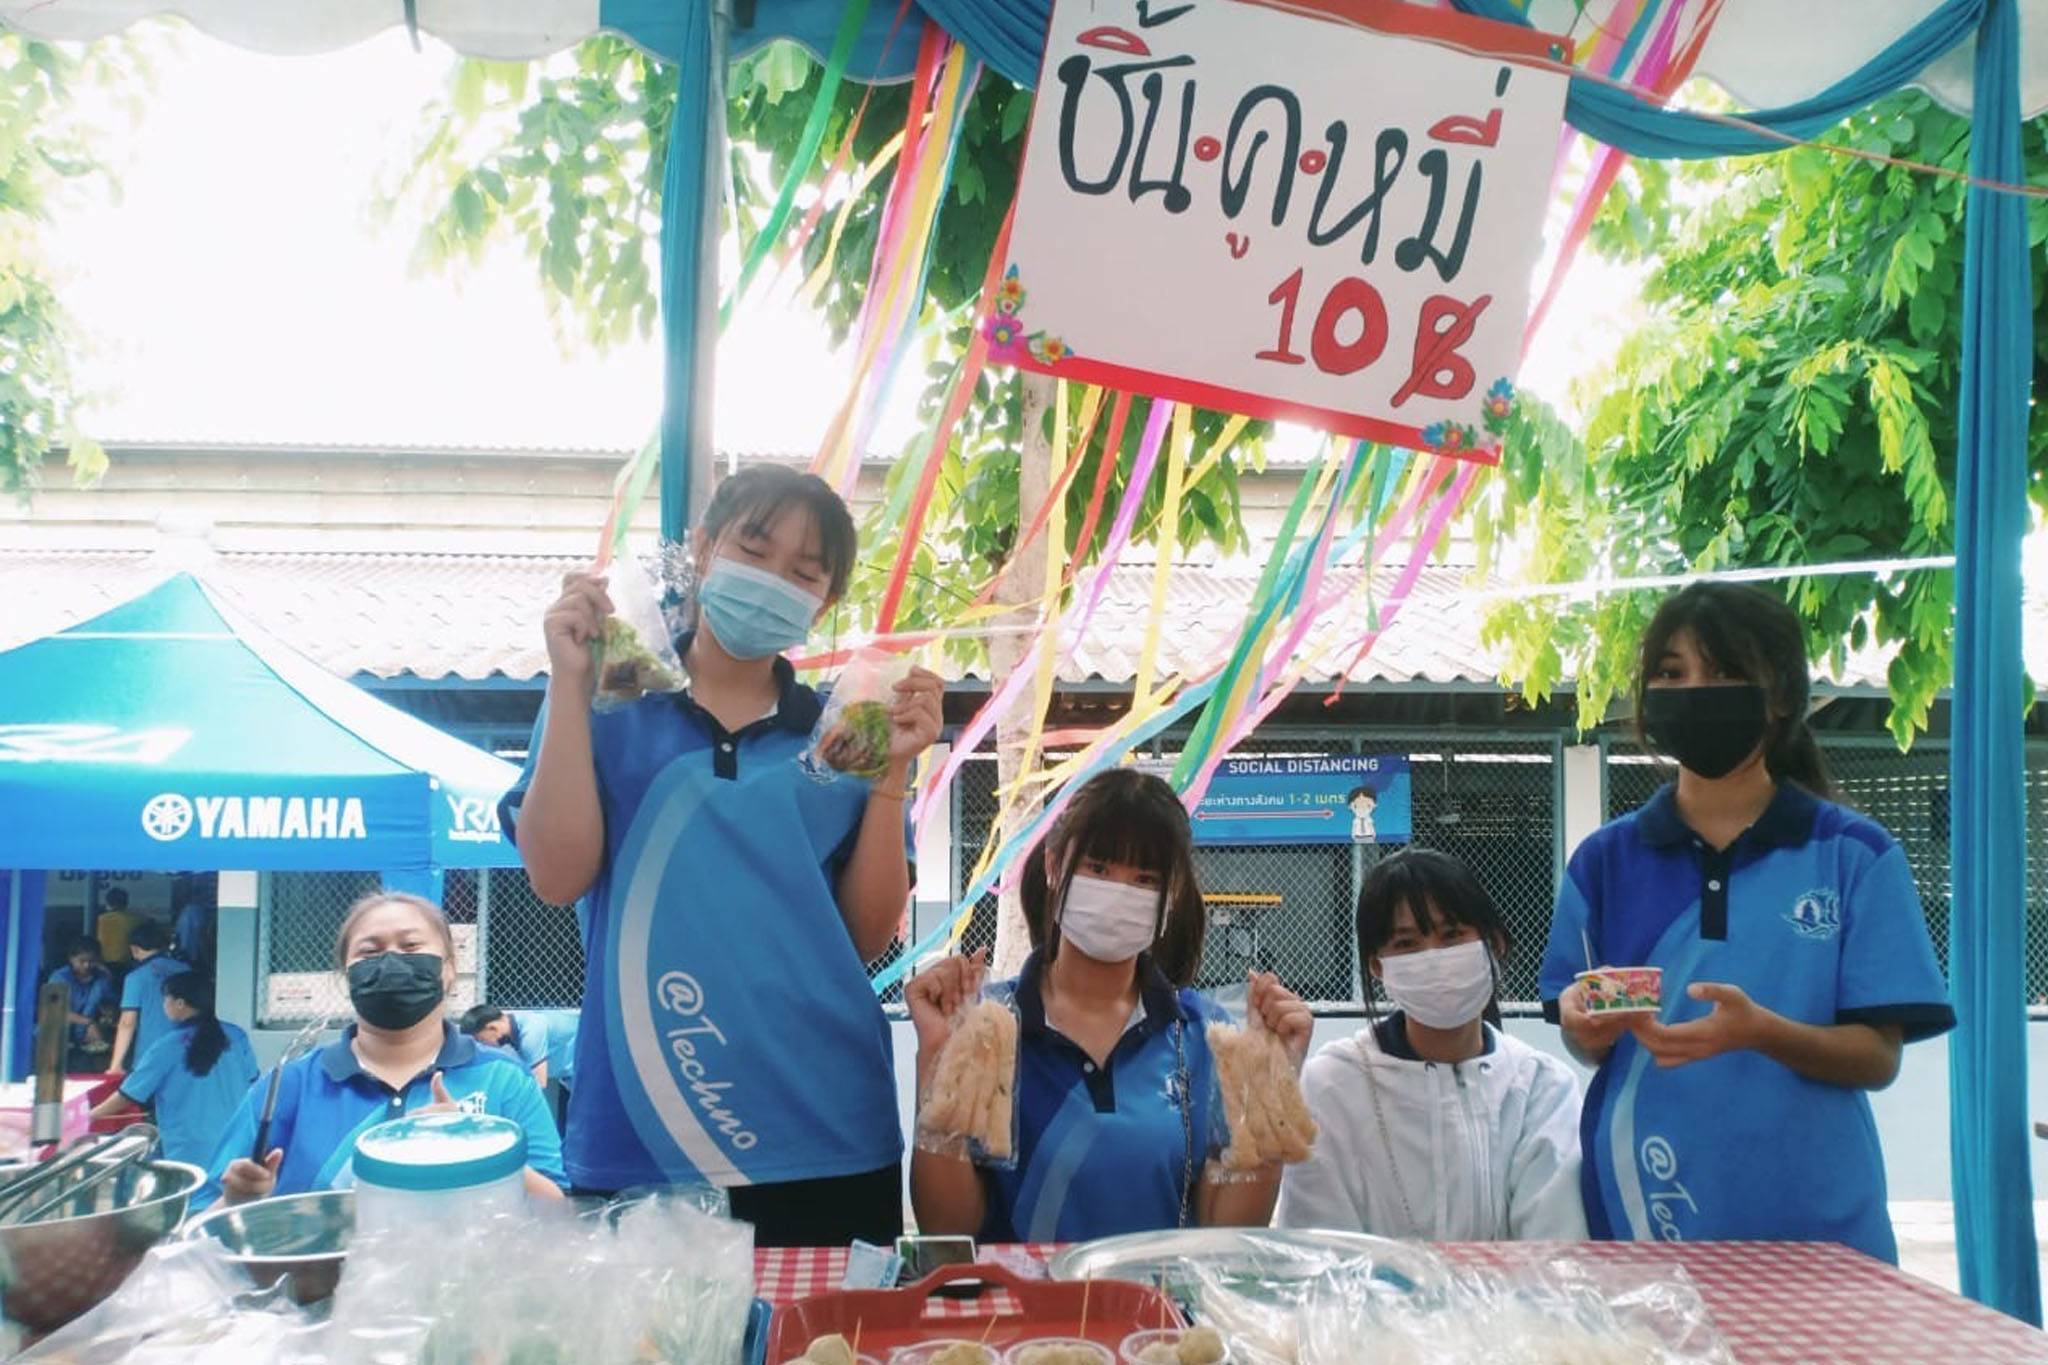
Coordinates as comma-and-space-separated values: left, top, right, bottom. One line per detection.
1539, 582, 1954, 1262
90, 972, 257, 1167
95, 887, 144, 970
460, 1004, 579, 1129
201, 891, 565, 1208
1277, 849, 1585, 1240
108, 919, 185, 1073
48, 937, 114, 1060
504, 465, 942, 1246
909, 769, 1314, 1242
172, 874, 216, 972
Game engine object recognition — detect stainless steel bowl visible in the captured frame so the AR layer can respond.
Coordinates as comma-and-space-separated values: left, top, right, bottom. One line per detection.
0, 1157, 205, 1334
180, 1188, 353, 1304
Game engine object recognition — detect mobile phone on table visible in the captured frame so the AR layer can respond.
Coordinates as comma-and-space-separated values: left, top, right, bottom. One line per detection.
898, 1234, 984, 1297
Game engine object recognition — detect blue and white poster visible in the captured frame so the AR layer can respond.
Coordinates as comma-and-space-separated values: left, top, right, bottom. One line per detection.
1190, 754, 1412, 846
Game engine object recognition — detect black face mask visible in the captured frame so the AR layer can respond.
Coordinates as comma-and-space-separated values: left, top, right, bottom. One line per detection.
1642, 684, 1770, 779
346, 952, 446, 1031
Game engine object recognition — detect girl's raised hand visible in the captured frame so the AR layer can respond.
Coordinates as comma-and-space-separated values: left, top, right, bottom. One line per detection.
1248, 970, 1314, 1068
906, 949, 987, 1055
887, 667, 945, 762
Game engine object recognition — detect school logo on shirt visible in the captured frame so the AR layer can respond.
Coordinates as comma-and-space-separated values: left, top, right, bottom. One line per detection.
1784, 888, 1843, 940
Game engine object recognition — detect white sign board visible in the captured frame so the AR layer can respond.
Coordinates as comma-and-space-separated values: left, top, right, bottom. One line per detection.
1001, 0, 1568, 460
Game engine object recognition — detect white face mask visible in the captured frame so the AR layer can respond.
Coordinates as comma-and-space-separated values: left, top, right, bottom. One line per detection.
1057, 873, 1161, 965
1376, 939, 1495, 1029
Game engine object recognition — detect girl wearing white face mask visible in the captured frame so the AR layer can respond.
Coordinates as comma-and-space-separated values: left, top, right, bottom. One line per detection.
908, 769, 1313, 1241
1278, 849, 1587, 1241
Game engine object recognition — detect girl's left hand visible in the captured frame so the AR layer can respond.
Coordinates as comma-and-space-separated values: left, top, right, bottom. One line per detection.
887, 667, 945, 762
1248, 970, 1314, 1069
1631, 981, 1768, 1068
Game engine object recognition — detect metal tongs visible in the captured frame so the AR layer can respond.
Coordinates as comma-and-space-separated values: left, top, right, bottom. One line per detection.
0, 1122, 160, 1227
252, 1010, 338, 1162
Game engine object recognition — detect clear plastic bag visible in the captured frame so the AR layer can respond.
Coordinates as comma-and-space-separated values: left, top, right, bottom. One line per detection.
803, 649, 908, 781
591, 554, 686, 711
914, 963, 1022, 1172
1205, 990, 1318, 1179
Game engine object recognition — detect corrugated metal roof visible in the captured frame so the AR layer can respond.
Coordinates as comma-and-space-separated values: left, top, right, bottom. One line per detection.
2, 548, 2027, 692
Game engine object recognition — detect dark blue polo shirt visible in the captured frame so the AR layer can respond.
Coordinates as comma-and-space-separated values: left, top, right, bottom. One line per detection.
197, 1022, 564, 1208
500, 647, 903, 1192
1538, 782, 1953, 1261
978, 951, 1229, 1243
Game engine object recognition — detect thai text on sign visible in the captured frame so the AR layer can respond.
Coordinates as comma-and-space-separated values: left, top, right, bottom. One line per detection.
999, 0, 1568, 462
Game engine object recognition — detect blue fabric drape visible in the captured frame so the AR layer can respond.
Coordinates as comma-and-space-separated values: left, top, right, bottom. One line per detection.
2, 870, 45, 1083
657, 2, 720, 537
1947, 0, 2039, 1326
1454, 0, 1984, 157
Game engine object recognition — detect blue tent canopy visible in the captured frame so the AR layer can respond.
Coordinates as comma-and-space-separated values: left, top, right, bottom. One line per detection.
0, 574, 520, 874
0, 574, 522, 1078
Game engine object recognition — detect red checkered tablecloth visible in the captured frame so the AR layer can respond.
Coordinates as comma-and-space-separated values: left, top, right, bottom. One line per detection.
756, 1240, 2048, 1363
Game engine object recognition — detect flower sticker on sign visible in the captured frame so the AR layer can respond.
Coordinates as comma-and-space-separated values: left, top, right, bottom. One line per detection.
1000, 0, 1569, 463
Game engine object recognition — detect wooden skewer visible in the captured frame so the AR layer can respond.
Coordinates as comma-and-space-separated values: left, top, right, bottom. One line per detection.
1080, 1274, 1092, 1342
977, 1309, 1001, 1358
852, 1319, 862, 1362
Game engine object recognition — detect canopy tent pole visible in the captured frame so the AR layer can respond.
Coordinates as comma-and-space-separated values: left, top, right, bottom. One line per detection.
3, 871, 19, 1083
657, 0, 733, 543
1947, 0, 2039, 1324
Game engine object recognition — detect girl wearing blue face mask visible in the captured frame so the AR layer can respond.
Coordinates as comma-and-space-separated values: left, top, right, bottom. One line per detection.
504, 465, 945, 1247
907, 769, 1313, 1241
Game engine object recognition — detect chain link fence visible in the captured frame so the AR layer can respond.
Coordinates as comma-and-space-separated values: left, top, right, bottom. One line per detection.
256, 868, 583, 1025
947, 730, 1561, 1012
1604, 735, 2048, 1008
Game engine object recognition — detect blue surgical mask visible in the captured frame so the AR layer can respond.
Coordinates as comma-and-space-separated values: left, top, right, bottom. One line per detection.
698, 559, 823, 660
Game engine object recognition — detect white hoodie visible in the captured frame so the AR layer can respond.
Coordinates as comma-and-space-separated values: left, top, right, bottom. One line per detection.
1276, 1018, 1588, 1240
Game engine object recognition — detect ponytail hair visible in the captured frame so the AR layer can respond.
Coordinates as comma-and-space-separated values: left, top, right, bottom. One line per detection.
163, 971, 229, 1077
1635, 582, 1837, 800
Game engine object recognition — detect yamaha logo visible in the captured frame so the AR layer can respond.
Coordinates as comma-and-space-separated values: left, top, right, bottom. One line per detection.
135, 793, 369, 842
141, 793, 194, 842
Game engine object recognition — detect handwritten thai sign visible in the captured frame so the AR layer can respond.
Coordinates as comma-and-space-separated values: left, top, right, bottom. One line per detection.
998, 0, 1568, 461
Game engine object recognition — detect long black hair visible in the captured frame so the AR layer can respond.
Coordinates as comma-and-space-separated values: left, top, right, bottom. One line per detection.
1634, 582, 1836, 799
1017, 768, 1207, 987
1355, 848, 1510, 1025
163, 972, 229, 1077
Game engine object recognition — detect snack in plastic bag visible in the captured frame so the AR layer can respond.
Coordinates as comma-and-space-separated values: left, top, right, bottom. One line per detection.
916, 962, 1020, 1165
1208, 1000, 1317, 1171
591, 556, 685, 709
806, 649, 909, 780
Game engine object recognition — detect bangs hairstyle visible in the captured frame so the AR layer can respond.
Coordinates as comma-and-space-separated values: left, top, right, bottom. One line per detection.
332, 891, 456, 972
1355, 848, 1509, 1024
1018, 768, 1207, 987
700, 464, 858, 601
1633, 582, 1834, 799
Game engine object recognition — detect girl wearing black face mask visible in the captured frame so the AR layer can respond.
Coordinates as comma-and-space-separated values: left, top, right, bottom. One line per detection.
1536, 583, 1954, 1263
202, 892, 568, 1209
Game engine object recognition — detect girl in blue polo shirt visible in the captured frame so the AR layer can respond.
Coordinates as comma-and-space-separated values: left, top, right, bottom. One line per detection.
504, 465, 944, 1246
202, 892, 565, 1208
1538, 583, 1953, 1261
908, 769, 1314, 1242
90, 971, 257, 1168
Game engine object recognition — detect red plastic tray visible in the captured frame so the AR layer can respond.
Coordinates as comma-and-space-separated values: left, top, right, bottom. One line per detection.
765, 1261, 1184, 1363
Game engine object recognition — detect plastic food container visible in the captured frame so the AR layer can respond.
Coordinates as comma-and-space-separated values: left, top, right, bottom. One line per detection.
349, 1111, 527, 1235
1006, 1339, 1115, 1364
1575, 966, 1663, 1014
1118, 1327, 1231, 1364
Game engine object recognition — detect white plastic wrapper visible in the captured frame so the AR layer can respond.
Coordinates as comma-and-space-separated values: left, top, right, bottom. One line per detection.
1181, 1244, 1733, 1365
803, 649, 908, 781
591, 555, 686, 711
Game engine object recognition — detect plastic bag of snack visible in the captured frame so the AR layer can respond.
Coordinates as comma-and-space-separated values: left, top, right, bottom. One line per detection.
914, 959, 1022, 1170
804, 649, 909, 781
1206, 988, 1317, 1179
591, 555, 686, 711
